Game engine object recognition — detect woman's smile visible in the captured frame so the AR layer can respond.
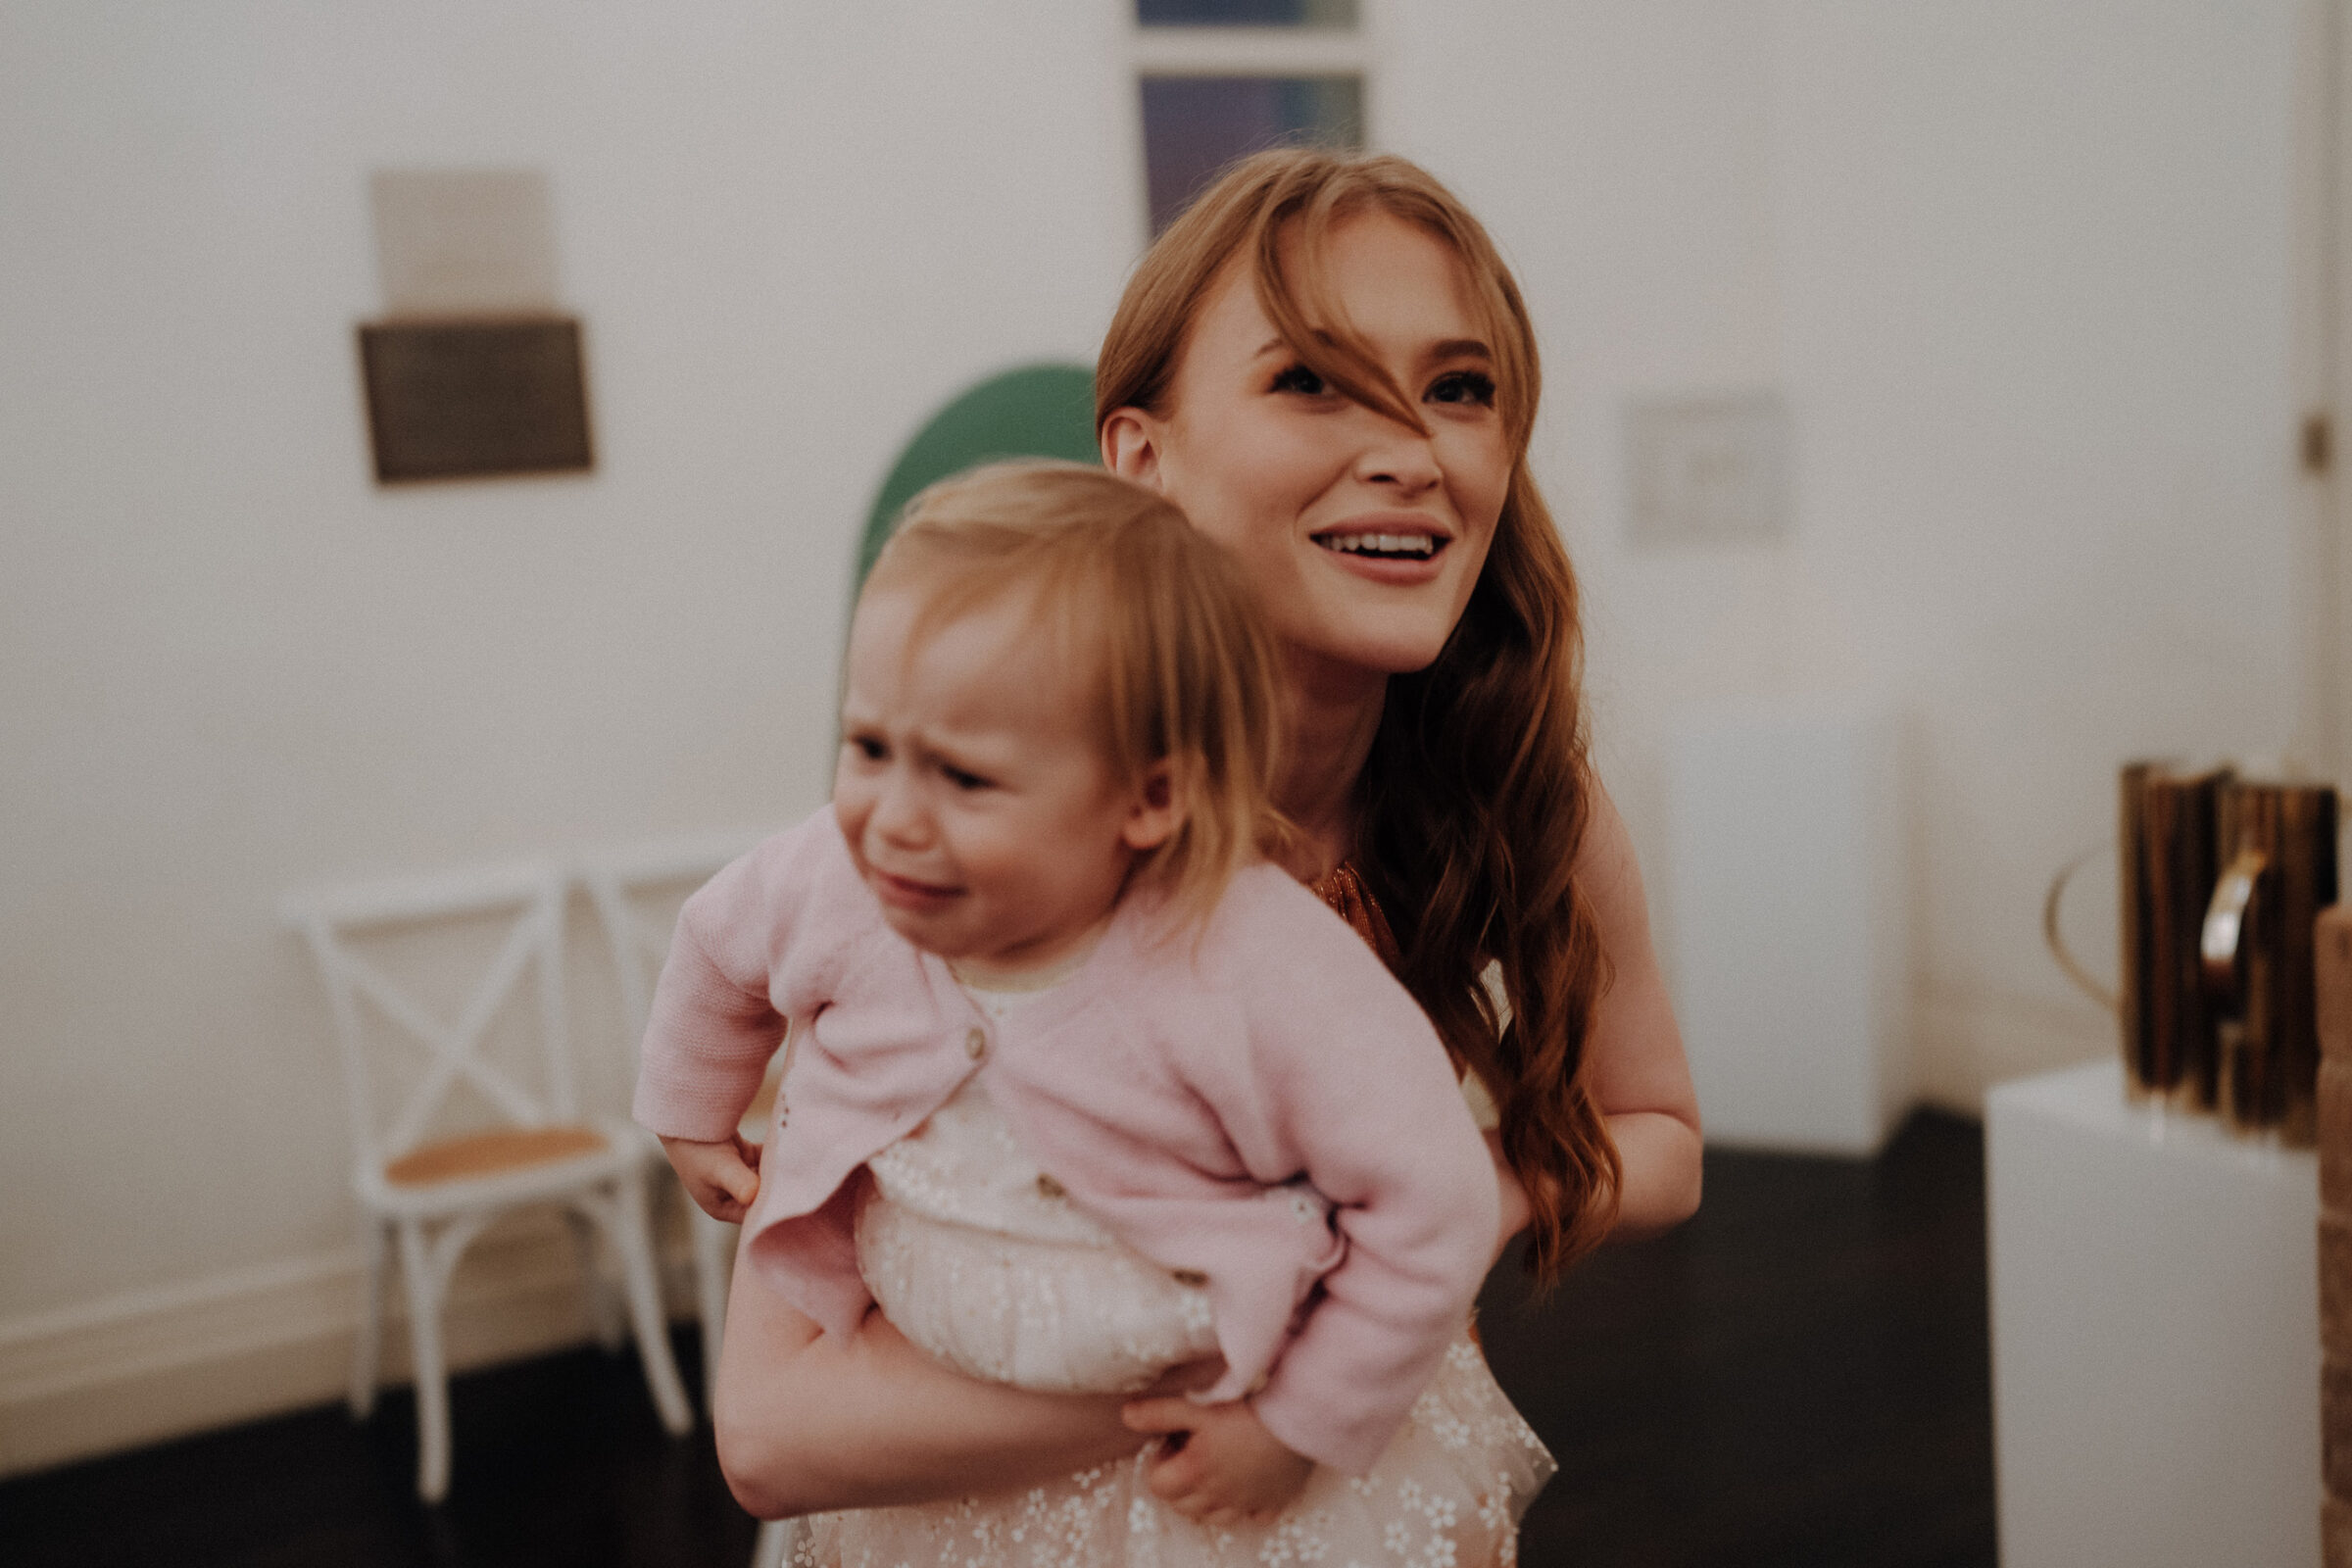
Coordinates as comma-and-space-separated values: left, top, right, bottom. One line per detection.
1308, 510, 1457, 583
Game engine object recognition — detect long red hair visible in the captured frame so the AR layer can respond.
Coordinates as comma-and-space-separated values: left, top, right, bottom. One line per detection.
1096, 148, 1621, 1280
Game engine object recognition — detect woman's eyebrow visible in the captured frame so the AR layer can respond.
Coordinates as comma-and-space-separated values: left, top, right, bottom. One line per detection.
1428, 337, 1493, 361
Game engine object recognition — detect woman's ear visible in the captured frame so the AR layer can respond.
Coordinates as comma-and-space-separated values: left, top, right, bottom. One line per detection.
1121, 760, 1184, 853
1102, 408, 1165, 490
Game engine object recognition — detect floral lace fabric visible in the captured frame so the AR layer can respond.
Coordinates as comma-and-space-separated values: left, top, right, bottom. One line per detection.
793, 865, 1554, 1565
809, 1084, 1553, 1568
858, 1075, 1221, 1395
792, 1332, 1551, 1568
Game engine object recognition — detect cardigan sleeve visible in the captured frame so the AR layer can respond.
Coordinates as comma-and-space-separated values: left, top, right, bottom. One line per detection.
1189, 874, 1502, 1475
631, 811, 851, 1142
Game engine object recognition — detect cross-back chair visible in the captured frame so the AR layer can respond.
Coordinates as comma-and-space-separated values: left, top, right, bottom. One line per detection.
579, 829, 799, 1568
284, 859, 693, 1501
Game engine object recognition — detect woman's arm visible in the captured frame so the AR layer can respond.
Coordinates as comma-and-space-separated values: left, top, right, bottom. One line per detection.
711, 1233, 1158, 1519
1576, 782, 1704, 1241
1476, 782, 1700, 1263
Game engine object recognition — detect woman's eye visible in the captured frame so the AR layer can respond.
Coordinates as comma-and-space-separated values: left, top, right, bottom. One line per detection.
1428, 370, 1496, 407
847, 735, 886, 762
942, 763, 991, 792
1270, 363, 1328, 397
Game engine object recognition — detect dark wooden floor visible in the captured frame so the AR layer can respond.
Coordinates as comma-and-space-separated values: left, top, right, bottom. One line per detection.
3, 1110, 1993, 1568
1482, 1110, 1995, 1568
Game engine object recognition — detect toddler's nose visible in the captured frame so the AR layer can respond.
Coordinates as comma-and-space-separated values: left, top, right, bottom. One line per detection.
868, 773, 932, 849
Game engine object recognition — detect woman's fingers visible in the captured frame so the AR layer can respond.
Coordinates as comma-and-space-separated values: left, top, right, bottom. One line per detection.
1120, 1396, 1199, 1435
1140, 1355, 1225, 1396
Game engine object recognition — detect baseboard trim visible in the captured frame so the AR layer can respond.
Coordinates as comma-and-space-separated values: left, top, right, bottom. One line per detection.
0, 1210, 705, 1479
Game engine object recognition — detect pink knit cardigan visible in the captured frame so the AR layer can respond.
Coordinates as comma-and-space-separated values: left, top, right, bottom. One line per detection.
632, 810, 1498, 1474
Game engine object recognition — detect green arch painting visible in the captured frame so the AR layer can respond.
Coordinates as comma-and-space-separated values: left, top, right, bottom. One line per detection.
855, 363, 1102, 591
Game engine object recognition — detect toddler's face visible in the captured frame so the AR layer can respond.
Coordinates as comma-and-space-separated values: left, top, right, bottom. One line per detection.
833, 580, 1161, 980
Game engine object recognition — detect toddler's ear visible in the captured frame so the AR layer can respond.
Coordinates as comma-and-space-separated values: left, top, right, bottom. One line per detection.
1122, 760, 1184, 853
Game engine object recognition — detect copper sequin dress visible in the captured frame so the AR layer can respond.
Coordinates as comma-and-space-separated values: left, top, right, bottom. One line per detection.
790, 866, 1555, 1568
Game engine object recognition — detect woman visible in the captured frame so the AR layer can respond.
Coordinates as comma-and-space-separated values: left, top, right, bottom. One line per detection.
713, 148, 1702, 1556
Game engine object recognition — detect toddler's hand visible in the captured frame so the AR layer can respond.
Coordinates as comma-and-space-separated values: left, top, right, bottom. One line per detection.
1121, 1395, 1314, 1527
661, 1132, 761, 1224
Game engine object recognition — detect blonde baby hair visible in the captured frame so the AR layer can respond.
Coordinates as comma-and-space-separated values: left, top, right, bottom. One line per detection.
862, 459, 1287, 925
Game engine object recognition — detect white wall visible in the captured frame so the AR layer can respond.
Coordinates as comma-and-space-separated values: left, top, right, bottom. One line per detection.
0, 0, 2318, 1464
1387, 0, 2307, 1106
0, 0, 1148, 1464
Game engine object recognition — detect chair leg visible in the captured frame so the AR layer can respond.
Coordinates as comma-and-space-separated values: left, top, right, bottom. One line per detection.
395, 1216, 455, 1502
687, 1191, 734, 1409
751, 1516, 799, 1568
610, 1168, 694, 1435
566, 1207, 625, 1350
351, 1216, 387, 1417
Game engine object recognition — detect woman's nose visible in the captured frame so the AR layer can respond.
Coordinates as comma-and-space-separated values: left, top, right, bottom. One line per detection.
1352, 425, 1443, 495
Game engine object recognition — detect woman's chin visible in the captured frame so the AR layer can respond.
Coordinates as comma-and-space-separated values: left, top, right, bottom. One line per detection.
1283, 627, 1456, 686
1282, 582, 1473, 678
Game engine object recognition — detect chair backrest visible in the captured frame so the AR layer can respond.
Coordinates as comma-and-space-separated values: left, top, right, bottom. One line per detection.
282, 861, 573, 1172
577, 830, 768, 1063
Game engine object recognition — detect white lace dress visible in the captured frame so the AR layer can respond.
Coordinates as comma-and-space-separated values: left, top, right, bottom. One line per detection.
792, 997, 1555, 1568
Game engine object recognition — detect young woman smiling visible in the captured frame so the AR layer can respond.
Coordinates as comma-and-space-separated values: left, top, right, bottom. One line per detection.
709, 150, 1701, 1560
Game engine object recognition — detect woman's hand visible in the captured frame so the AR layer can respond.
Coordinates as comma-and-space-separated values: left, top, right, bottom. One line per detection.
710, 1230, 1160, 1519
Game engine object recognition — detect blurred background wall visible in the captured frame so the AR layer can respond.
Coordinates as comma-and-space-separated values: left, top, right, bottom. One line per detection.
0, 0, 2317, 1469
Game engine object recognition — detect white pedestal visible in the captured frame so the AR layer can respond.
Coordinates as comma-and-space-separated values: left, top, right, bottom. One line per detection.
1665, 702, 1909, 1152
1986, 1059, 2319, 1568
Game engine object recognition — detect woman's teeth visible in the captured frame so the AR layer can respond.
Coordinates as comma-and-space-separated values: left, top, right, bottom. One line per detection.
1316, 532, 1439, 558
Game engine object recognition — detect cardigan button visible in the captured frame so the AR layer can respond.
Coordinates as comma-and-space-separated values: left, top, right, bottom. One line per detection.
1170, 1267, 1208, 1288
963, 1026, 987, 1060
1035, 1173, 1066, 1200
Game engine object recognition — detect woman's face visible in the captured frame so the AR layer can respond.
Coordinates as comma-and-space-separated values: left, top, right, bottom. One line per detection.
1107, 213, 1513, 680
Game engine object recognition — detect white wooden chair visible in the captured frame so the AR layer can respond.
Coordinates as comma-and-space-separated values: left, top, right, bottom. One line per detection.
578, 829, 797, 1568
284, 859, 694, 1501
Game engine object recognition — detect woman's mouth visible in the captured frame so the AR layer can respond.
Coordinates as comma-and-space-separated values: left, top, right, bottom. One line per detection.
1313, 530, 1446, 561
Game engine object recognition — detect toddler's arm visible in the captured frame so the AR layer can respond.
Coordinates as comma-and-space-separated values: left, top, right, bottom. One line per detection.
636, 820, 841, 1155
1181, 881, 1502, 1478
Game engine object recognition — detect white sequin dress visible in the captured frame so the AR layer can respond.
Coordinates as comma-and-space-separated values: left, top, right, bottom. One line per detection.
792, 979, 1555, 1568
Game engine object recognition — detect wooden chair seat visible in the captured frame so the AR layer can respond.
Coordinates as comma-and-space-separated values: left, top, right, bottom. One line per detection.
383, 1124, 610, 1188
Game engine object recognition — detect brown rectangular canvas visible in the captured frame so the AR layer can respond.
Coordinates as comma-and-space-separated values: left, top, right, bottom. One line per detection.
359, 316, 592, 483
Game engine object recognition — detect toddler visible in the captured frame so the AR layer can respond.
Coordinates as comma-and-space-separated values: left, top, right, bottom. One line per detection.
634, 462, 1548, 1560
